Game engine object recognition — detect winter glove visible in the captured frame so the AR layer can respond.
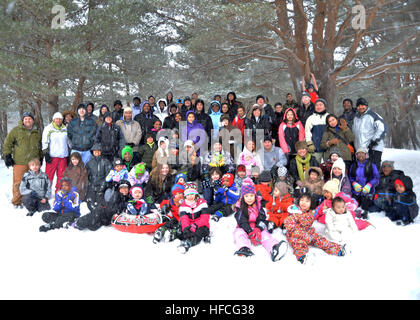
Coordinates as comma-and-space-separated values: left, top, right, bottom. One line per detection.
352, 182, 362, 193
44, 152, 52, 164
145, 195, 154, 204
183, 224, 197, 237
248, 228, 262, 246
4, 154, 15, 168
307, 142, 316, 153
160, 204, 169, 215
362, 183, 372, 194
368, 139, 379, 150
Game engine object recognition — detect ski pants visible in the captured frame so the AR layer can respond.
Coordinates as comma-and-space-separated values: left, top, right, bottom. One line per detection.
233, 227, 278, 255
22, 194, 51, 213
287, 228, 341, 260
45, 157, 67, 192
41, 211, 79, 229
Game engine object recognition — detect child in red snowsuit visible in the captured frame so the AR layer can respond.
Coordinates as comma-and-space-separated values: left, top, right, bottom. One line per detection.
255, 171, 272, 207
266, 182, 295, 232
284, 193, 347, 264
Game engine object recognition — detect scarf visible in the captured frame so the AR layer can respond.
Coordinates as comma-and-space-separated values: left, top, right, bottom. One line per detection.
295, 154, 312, 182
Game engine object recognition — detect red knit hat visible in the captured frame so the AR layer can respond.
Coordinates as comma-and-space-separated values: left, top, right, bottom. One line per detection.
222, 173, 234, 187
237, 165, 246, 173
394, 179, 405, 188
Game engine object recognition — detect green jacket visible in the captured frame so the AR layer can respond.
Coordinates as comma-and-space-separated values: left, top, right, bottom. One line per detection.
138, 143, 157, 171
3, 122, 42, 165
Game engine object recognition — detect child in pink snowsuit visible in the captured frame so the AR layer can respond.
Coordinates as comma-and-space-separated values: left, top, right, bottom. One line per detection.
314, 179, 370, 230
284, 193, 346, 264
233, 178, 287, 262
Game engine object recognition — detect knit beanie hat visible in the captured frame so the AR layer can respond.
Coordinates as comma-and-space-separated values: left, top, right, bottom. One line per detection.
184, 182, 199, 196
52, 112, 63, 120
123, 107, 132, 113
394, 179, 405, 188
323, 178, 340, 198
175, 173, 187, 185
130, 185, 143, 198
222, 173, 234, 187
277, 166, 288, 178
236, 165, 246, 173
171, 184, 185, 196
241, 177, 256, 196
135, 162, 146, 176
259, 171, 272, 183
356, 98, 368, 107
295, 140, 308, 151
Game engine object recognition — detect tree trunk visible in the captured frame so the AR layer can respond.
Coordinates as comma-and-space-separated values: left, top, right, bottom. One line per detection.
72, 76, 86, 113
0, 110, 8, 156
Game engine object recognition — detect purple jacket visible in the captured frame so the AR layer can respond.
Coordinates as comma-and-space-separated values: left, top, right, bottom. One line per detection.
349, 160, 380, 194
181, 119, 206, 155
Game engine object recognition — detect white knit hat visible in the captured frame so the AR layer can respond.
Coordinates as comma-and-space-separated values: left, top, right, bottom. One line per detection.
52, 112, 63, 120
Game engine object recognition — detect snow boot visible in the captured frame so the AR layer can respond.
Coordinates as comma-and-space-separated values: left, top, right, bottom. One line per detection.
338, 244, 350, 256
298, 254, 308, 264
211, 210, 223, 222
153, 226, 166, 244
26, 210, 36, 217
39, 223, 53, 232
234, 247, 254, 257
177, 239, 193, 254
266, 221, 276, 233
270, 240, 288, 262
203, 234, 211, 244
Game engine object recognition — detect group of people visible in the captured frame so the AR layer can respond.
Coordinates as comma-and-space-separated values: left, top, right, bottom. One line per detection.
2, 85, 418, 263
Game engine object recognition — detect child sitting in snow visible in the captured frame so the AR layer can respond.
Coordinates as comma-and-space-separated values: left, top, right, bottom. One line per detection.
284, 193, 347, 264
125, 185, 159, 217
177, 183, 211, 254
386, 176, 419, 226
128, 162, 149, 187
255, 171, 273, 208
106, 158, 129, 186
266, 181, 295, 232
202, 167, 223, 206
233, 178, 288, 262
209, 173, 240, 222
314, 179, 371, 231
39, 177, 80, 232
300, 167, 324, 207
325, 197, 359, 244
20, 158, 52, 216
153, 184, 186, 243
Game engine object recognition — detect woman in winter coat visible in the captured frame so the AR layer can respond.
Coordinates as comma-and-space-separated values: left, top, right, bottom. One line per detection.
62, 151, 88, 202
278, 107, 305, 160
246, 104, 272, 143
194, 99, 213, 140
42, 112, 69, 192
163, 103, 179, 129
320, 114, 354, 167
94, 112, 125, 164
96, 104, 110, 126
226, 91, 243, 115
154, 99, 169, 124
144, 163, 174, 204
208, 100, 223, 140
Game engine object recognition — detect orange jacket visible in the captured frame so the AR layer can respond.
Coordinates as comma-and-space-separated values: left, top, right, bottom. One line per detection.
266, 193, 295, 227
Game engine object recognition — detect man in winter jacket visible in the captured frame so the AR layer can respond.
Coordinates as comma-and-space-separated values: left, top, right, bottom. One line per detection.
134, 102, 160, 145
116, 107, 142, 163
3, 112, 43, 208
262, 137, 287, 179
352, 98, 387, 171
131, 96, 142, 119
42, 112, 68, 192
67, 103, 98, 164
305, 98, 329, 164
111, 100, 124, 123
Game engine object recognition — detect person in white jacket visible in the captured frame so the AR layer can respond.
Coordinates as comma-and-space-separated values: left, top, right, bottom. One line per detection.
305, 98, 329, 164
154, 99, 169, 124
42, 112, 69, 192
325, 197, 359, 244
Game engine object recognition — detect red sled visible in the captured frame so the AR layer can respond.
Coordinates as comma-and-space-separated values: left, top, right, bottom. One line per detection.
111, 213, 164, 234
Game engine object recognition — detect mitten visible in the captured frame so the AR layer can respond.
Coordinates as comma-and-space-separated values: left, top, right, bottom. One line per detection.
44, 152, 52, 164
362, 183, 372, 194
4, 154, 14, 168
248, 228, 262, 246
352, 182, 362, 193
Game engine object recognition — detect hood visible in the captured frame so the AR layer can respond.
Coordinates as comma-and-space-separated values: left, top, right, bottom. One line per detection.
121, 145, 134, 161
304, 166, 323, 182
155, 99, 168, 114
399, 175, 413, 191
208, 101, 222, 115
282, 107, 299, 123
330, 157, 346, 178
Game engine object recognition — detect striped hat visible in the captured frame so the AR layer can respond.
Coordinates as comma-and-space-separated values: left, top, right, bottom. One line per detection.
184, 182, 199, 196
171, 184, 185, 196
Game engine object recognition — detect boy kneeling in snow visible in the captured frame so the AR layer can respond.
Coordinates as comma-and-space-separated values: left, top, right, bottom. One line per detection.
39, 177, 80, 232
386, 176, 418, 226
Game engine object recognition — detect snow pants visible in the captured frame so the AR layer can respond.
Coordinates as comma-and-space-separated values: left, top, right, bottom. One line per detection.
233, 228, 278, 254
74, 206, 114, 231
22, 194, 51, 214
45, 157, 67, 192
41, 211, 79, 229
286, 228, 341, 260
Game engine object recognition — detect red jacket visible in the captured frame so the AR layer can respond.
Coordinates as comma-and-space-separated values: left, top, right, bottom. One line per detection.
160, 198, 181, 221
255, 184, 272, 204
266, 193, 294, 227
232, 115, 246, 138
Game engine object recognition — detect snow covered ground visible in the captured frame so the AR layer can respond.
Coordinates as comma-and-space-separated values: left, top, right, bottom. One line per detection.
0, 148, 419, 300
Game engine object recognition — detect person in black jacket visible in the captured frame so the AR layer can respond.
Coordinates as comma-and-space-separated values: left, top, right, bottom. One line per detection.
72, 179, 132, 231
371, 160, 405, 213
387, 175, 418, 225
85, 143, 112, 211
246, 104, 272, 144
111, 100, 124, 123
94, 112, 125, 164
194, 99, 213, 142
296, 92, 314, 127
134, 102, 159, 145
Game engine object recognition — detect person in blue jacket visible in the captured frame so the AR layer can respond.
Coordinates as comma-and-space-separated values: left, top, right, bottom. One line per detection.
208, 173, 240, 222
39, 177, 81, 232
